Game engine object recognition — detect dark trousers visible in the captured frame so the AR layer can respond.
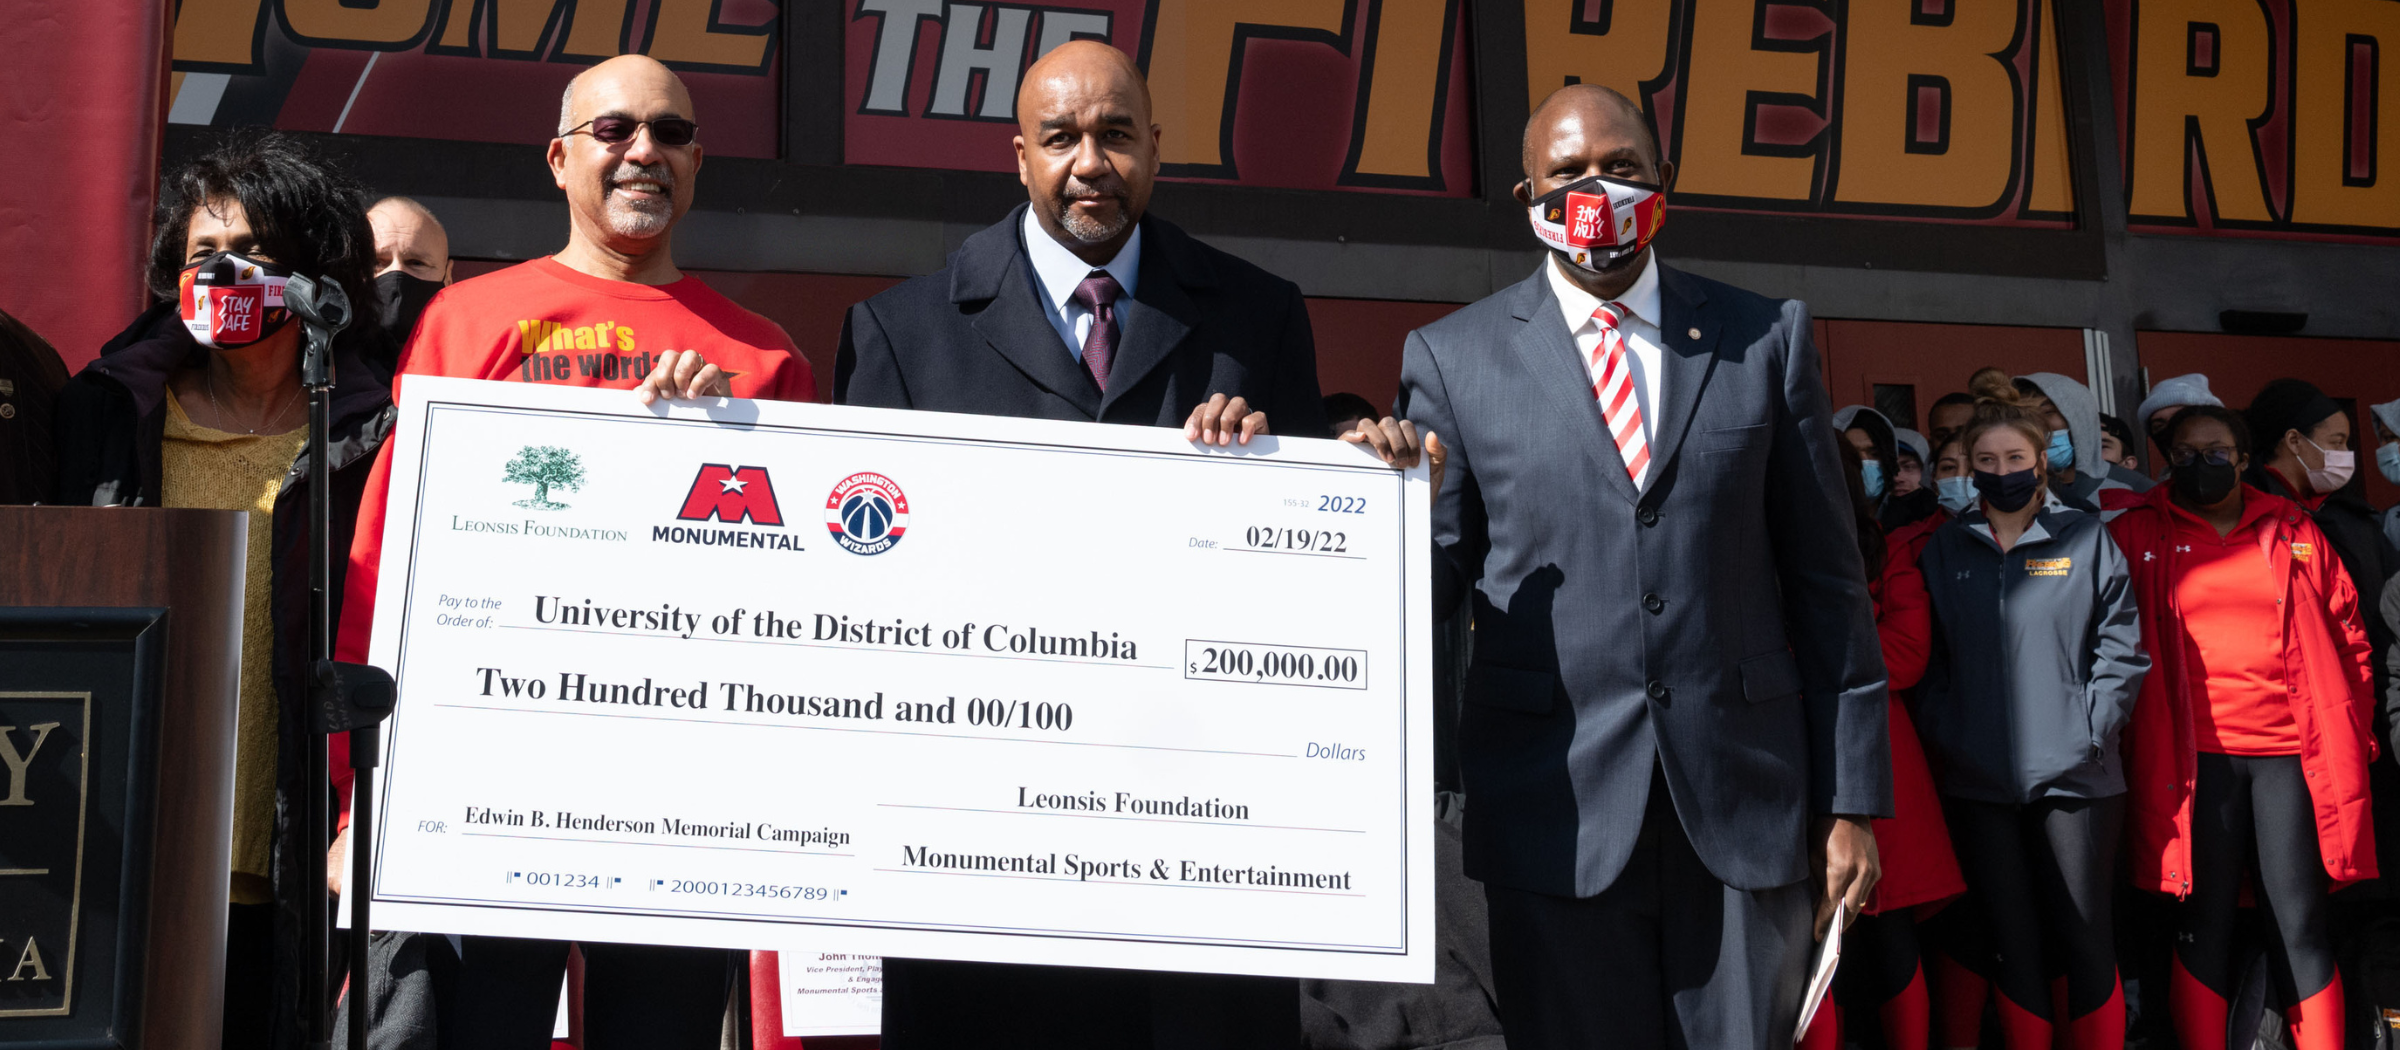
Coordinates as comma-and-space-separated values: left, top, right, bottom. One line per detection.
881, 961, 1299, 1050
1481, 784, 1813, 1050
2180, 753, 2338, 1003
446, 935, 734, 1050
1944, 793, 2124, 1021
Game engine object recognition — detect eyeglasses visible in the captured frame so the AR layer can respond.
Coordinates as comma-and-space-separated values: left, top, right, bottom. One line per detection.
2168, 447, 2237, 468
563, 116, 699, 147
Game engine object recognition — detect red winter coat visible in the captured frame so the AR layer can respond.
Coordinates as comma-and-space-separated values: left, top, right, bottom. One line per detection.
1879, 511, 1947, 690
1866, 512, 1964, 912
2110, 484, 2380, 897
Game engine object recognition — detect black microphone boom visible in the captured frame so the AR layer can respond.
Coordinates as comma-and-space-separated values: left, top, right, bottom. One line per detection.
282, 273, 397, 1050
284, 272, 349, 391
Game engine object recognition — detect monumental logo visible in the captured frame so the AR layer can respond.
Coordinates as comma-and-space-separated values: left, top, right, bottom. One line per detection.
654, 465, 805, 553
825, 473, 908, 556
677, 465, 783, 525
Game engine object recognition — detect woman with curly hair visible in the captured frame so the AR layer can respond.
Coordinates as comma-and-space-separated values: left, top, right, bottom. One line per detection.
52, 128, 395, 1047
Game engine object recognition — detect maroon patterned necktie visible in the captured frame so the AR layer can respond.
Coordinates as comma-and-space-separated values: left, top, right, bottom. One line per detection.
1071, 270, 1122, 391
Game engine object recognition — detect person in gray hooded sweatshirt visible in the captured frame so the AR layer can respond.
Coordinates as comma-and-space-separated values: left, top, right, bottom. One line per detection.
1916, 375, 2149, 1049
2015, 371, 2154, 513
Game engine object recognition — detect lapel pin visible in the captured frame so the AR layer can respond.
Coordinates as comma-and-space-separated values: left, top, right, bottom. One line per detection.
1687, 327, 1701, 339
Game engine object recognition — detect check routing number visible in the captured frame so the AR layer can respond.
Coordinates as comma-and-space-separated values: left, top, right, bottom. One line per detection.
362, 378, 1434, 982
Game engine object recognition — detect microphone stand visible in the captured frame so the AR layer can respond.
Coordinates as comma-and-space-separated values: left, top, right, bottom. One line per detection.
283, 275, 395, 1050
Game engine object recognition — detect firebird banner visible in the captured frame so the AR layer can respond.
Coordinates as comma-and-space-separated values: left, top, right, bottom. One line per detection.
165, 1, 2400, 239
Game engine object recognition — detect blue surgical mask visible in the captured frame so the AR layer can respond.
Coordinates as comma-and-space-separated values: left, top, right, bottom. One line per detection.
2378, 442, 2400, 486
1936, 475, 1978, 515
1860, 460, 1887, 499
2046, 429, 2075, 469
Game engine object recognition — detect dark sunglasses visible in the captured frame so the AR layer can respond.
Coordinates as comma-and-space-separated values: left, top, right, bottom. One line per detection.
2168, 447, 2237, 468
564, 116, 699, 147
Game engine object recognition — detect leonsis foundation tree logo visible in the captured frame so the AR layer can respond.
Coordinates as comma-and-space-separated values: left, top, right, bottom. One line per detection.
503, 445, 586, 510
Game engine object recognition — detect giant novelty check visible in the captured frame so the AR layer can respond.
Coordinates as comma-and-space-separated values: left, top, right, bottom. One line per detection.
361, 377, 1433, 982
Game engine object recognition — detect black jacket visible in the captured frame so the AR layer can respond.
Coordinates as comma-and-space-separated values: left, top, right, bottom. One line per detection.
53, 303, 394, 1050
835, 204, 1327, 435
1916, 500, 2148, 804
0, 313, 68, 504
836, 210, 1323, 1048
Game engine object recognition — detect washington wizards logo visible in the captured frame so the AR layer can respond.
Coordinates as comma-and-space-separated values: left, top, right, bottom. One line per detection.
825, 473, 909, 555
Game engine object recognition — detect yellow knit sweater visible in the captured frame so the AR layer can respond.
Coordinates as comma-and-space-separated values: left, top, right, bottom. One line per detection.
162, 390, 307, 905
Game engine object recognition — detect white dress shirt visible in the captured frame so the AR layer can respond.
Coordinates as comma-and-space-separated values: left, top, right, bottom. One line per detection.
1545, 252, 1665, 447
1022, 207, 1142, 360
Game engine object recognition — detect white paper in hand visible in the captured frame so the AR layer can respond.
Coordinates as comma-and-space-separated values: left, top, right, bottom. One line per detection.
1794, 915, 1843, 1042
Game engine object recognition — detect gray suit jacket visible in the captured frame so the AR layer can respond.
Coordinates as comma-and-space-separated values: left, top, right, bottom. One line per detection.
1395, 261, 1892, 898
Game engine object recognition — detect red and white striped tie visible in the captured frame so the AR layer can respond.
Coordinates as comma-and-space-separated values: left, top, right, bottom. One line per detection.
1589, 303, 1650, 487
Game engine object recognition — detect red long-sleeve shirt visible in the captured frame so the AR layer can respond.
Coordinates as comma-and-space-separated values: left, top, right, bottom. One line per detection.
332, 259, 816, 824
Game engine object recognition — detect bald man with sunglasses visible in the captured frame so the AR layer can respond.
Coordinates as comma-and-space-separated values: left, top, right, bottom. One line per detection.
332, 54, 812, 1049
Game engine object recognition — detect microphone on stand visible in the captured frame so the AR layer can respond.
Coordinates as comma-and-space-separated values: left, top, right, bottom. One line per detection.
282, 273, 395, 1050
283, 272, 349, 392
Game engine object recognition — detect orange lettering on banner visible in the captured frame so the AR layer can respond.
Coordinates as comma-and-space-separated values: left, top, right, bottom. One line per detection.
645, 0, 774, 71
434, 0, 476, 50
1677, 0, 1825, 201
562, 0, 634, 59
280, 0, 438, 47
1351, 0, 1454, 181
1832, 0, 2020, 211
429, 0, 631, 58
174, 0, 272, 69
2025, 0, 2076, 215
2289, 0, 2400, 228
1145, 0, 1350, 171
1520, 0, 1674, 112
2126, 0, 2274, 223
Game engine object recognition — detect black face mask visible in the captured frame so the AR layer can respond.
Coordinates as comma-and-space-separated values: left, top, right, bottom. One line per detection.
374, 271, 443, 346
2172, 456, 2241, 506
1972, 467, 2041, 513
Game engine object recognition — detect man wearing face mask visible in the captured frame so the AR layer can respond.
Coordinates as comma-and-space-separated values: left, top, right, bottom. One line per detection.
2011, 372, 2151, 514
367, 195, 452, 361
1834, 406, 1936, 531
2244, 379, 2400, 725
1834, 405, 1898, 514
1391, 84, 1890, 1050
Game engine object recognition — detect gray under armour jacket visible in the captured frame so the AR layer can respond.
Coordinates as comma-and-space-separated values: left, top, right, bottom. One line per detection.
1915, 502, 2150, 804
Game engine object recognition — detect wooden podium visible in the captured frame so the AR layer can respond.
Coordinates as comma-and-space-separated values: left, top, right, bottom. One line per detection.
0, 506, 246, 1049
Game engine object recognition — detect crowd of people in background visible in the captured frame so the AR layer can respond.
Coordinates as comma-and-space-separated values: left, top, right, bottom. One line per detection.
4, 52, 2400, 1050
1318, 354, 2400, 1050
1710, 360, 2388, 1050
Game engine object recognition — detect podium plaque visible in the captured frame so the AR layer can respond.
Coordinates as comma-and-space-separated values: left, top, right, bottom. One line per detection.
1, 507, 243, 1050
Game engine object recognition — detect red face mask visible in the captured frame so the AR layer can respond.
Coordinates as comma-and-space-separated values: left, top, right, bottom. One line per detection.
1525, 174, 1667, 274
179, 252, 295, 349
